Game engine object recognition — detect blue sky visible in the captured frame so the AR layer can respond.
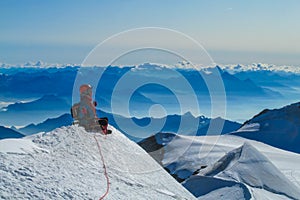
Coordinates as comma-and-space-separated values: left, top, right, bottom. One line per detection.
0, 0, 299, 65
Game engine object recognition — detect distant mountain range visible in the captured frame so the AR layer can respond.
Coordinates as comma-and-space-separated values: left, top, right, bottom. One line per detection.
1, 108, 240, 142
0, 66, 77, 99
2, 95, 70, 111
0, 113, 73, 139
0, 95, 70, 126
18, 113, 73, 135
1, 63, 299, 127
1, 63, 296, 110
1, 64, 299, 102
12, 100, 297, 154
0, 126, 24, 140
97, 110, 241, 142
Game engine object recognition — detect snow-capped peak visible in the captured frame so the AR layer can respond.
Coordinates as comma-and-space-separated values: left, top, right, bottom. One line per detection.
0, 125, 195, 199
232, 102, 300, 153
184, 142, 300, 199
201, 142, 300, 199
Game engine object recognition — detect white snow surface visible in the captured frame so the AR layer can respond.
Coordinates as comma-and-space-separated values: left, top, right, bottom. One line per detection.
235, 102, 300, 134
0, 138, 46, 154
236, 123, 260, 132
198, 185, 247, 200
162, 134, 300, 199
201, 142, 300, 199
231, 102, 300, 154
0, 125, 196, 199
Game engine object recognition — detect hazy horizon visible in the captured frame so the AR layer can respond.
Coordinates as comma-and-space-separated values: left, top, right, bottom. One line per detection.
1, 0, 300, 66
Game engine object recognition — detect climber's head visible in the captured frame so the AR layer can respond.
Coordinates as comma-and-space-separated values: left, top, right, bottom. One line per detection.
80, 84, 92, 97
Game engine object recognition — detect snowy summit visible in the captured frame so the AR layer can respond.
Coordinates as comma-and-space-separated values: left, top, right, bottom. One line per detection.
0, 125, 195, 199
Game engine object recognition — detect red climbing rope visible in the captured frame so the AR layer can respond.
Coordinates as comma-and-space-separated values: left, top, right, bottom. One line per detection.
93, 135, 110, 200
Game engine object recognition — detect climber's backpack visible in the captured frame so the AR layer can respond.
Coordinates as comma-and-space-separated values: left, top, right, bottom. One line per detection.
71, 103, 80, 121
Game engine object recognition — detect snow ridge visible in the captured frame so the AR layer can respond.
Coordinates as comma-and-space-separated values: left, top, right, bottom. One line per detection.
201, 142, 300, 200
0, 125, 195, 199
141, 132, 300, 199
233, 102, 300, 153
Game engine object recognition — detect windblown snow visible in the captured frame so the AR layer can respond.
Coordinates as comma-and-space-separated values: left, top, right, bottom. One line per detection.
0, 126, 196, 199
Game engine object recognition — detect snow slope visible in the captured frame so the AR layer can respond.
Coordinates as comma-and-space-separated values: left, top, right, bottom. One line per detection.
140, 133, 300, 199
0, 138, 44, 154
232, 102, 300, 153
198, 142, 300, 199
183, 175, 251, 200
0, 125, 196, 199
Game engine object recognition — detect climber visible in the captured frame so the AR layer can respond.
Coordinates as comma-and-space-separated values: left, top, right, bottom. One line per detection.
71, 84, 111, 134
